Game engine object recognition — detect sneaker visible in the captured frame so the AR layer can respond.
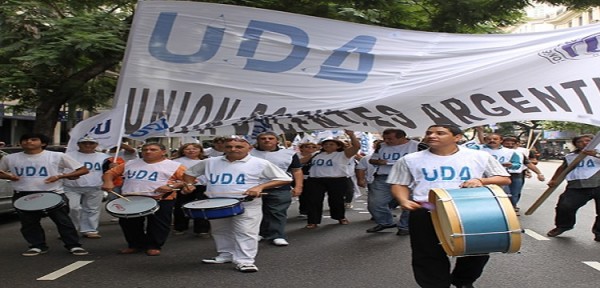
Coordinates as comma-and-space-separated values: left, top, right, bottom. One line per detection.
547, 227, 570, 237
594, 235, 600, 242
396, 229, 410, 236
236, 263, 259, 273
344, 203, 353, 209
202, 256, 233, 264
297, 214, 308, 219
69, 247, 89, 256
173, 230, 186, 236
366, 224, 397, 233
272, 238, 289, 246
195, 232, 211, 238
22, 248, 48, 257
83, 232, 102, 239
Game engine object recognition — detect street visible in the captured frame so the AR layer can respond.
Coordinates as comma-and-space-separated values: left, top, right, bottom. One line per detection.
0, 160, 598, 288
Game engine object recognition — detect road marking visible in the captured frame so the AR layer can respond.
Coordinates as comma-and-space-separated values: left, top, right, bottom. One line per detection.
583, 261, 600, 271
358, 211, 370, 214
524, 229, 550, 240
37, 261, 94, 281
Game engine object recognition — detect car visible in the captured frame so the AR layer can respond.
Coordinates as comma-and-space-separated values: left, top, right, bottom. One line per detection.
0, 179, 15, 215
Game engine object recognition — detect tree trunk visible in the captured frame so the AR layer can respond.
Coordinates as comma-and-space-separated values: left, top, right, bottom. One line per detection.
34, 102, 62, 141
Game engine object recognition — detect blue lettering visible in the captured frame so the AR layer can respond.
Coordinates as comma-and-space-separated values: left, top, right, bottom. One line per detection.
315, 35, 376, 83
89, 119, 112, 135
148, 172, 158, 181
422, 166, 472, 181
149, 12, 224, 63
14, 166, 49, 177
135, 170, 148, 179
422, 168, 438, 181
440, 166, 455, 180
459, 167, 471, 180
236, 174, 245, 184
26, 167, 36, 176
239, 20, 309, 73
221, 173, 232, 184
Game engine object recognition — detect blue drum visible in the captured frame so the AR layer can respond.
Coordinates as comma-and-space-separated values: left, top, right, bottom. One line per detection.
182, 198, 244, 220
429, 185, 522, 256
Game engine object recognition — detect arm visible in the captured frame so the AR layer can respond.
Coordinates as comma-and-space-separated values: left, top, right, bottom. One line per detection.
356, 168, 367, 188
547, 161, 567, 187
391, 184, 421, 211
101, 163, 125, 192
526, 162, 545, 181
291, 168, 303, 196
343, 130, 361, 158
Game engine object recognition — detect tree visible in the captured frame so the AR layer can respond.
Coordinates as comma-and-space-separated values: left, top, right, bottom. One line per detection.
0, 0, 598, 138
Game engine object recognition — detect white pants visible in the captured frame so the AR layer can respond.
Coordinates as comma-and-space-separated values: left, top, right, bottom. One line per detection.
64, 186, 104, 233
210, 199, 262, 264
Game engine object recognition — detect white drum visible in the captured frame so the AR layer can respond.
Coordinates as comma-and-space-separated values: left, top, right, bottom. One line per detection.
105, 196, 159, 218
13, 192, 66, 213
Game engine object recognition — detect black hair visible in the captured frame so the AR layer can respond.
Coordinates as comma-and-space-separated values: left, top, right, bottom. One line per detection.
427, 124, 463, 136
19, 133, 50, 148
382, 129, 407, 138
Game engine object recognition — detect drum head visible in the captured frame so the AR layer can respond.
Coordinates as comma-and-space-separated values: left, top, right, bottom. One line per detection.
13, 192, 64, 211
106, 196, 158, 215
183, 198, 240, 209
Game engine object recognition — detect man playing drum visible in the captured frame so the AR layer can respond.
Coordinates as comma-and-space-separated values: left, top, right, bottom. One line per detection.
102, 143, 187, 256
182, 137, 292, 273
0, 133, 90, 256
388, 125, 510, 288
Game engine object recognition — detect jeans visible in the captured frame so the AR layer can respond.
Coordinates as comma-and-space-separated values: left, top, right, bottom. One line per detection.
503, 173, 524, 207
367, 175, 396, 226
260, 187, 292, 240
554, 186, 600, 237
13, 192, 82, 250
64, 186, 104, 233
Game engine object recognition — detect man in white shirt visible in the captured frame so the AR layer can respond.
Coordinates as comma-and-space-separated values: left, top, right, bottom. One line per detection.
183, 138, 292, 273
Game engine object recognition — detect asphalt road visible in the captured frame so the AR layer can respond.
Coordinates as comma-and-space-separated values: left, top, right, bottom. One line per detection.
0, 160, 598, 288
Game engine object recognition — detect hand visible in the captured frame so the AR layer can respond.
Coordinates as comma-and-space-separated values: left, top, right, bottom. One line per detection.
460, 178, 484, 188
243, 188, 263, 198
44, 175, 62, 184
399, 200, 422, 211
0, 170, 19, 181
537, 174, 545, 181
291, 187, 302, 197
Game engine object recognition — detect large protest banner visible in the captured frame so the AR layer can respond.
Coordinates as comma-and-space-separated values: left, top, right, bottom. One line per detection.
115, 1, 600, 136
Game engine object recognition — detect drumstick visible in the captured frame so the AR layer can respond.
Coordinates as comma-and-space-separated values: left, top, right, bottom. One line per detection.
108, 190, 131, 202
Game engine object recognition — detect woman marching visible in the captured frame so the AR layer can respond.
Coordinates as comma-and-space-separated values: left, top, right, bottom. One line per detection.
304, 130, 360, 228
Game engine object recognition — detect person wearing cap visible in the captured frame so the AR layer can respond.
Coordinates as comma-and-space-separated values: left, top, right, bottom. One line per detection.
182, 137, 292, 273
0, 133, 90, 256
63, 136, 110, 238
303, 130, 360, 228
204, 137, 227, 158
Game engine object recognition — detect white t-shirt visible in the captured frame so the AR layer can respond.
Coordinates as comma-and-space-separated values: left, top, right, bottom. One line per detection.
308, 151, 352, 178
184, 155, 292, 199
565, 153, 600, 181
173, 156, 206, 185
0, 150, 83, 193
387, 147, 509, 202
121, 159, 182, 197
63, 151, 109, 187
370, 140, 420, 175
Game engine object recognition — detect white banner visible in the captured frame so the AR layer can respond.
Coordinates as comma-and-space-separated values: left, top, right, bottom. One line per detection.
67, 105, 127, 152
127, 116, 170, 140
115, 1, 600, 137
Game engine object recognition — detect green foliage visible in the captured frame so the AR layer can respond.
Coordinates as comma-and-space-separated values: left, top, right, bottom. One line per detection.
541, 121, 600, 134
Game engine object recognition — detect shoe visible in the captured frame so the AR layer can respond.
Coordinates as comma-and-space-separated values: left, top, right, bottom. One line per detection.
338, 218, 350, 225
110, 218, 119, 222
83, 232, 102, 239
396, 229, 410, 236
515, 210, 521, 216
594, 235, 600, 242
202, 256, 233, 264
366, 224, 397, 233
344, 203, 353, 209
22, 248, 48, 257
236, 263, 259, 273
547, 227, 570, 237
514, 207, 520, 212
305, 224, 318, 229
297, 214, 308, 219
258, 236, 264, 242
195, 232, 211, 238
173, 230, 186, 235
118, 247, 140, 254
272, 238, 289, 246
453, 284, 475, 288
69, 247, 89, 256
145, 249, 161, 256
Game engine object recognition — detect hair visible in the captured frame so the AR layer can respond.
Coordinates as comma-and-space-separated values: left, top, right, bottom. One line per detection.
256, 131, 279, 139
175, 143, 205, 160
572, 134, 594, 146
320, 139, 344, 152
141, 142, 166, 151
502, 136, 518, 143
299, 142, 318, 149
382, 129, 407, 138
427, 124, 463, 136
19, 133, 50, 148
212, 136, 227, 144
224, 137, 251, 145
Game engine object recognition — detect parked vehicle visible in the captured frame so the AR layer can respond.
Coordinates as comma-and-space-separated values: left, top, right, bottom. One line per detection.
0, 179, 14, 215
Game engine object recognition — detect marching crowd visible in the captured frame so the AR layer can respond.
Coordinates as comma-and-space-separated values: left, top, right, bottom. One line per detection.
1, 124, 599, 287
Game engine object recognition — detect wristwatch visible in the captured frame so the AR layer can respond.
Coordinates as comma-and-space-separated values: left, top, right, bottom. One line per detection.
167, 184, 176, 189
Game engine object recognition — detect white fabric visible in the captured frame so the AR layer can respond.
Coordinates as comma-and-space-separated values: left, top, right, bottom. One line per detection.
506, 150, 525, 174
121, 159, 182, 197
565, 153, 600, 181
64, 186, 104, 233
387, 147, 509, 202
63, 151, 109, 187
356, 155, 377, 184
308, 152, 352, 178
251, 148, 295, 171
0, 151, 83, 193
370, 140, 420, 175
66, 105, 126, 152
116, 1, 600, 136
184, 155, 292, 198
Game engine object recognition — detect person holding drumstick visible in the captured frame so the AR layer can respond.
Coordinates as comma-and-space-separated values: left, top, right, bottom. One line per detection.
182, 137, 292, 273
0, 133, 90, 256
389, 125, 510, 288
102, 142, 187, 256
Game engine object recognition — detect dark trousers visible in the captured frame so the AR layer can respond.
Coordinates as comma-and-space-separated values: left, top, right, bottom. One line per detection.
173, 186, 210, 233
260, 187, 292, 239
409, 209, 489, 288
344, 177, 354, 203
554, 186, 600, 236
13, 192, 81, 250
119, 200, 174, 250
304, 177, 347, 224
